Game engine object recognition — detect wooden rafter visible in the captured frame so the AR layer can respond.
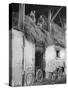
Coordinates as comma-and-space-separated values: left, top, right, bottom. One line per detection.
51, 7, 62, 22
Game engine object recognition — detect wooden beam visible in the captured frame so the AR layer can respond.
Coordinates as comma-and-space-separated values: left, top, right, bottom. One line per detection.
51, 7, 62, 22
48, 10, 51, 34
59, 14, 64, 28
18, 4, 25, 31
18, 4, 25, 86
48, 10, 54, 45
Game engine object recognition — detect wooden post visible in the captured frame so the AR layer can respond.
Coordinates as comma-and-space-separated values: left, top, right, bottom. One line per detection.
18, 4, 25, 86
48, 9, 53, 45
18, 4, 25, 31
48, 10, 51, 34
12, 4, 25, 86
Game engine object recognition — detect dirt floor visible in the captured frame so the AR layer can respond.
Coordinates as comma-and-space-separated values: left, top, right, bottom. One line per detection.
33, 76, 66, 86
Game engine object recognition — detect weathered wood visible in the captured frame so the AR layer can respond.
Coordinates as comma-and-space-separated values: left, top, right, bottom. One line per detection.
48, 10, 54, 45
18, 4, 25, 86
59, 14, 63, 27
48, 10, 51, 34
51, 7, 62, 22
18, 4, 25, 31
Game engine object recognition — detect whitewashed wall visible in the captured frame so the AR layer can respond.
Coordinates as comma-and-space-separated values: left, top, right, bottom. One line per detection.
11, 29, 35, 86
44, 45, 66, 79
24, 39, 35, 85
12, 29, 23, 86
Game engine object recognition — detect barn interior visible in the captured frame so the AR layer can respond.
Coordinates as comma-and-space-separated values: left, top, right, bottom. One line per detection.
10, 3, 66, 85
25, 4, 66, 83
